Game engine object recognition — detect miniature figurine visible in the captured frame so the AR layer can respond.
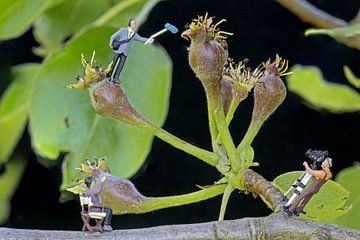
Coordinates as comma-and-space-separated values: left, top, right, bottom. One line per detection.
80, 175, 113, 232
107, 19, 178, 84
107, 18, 154, 84
283, 149, 333, 216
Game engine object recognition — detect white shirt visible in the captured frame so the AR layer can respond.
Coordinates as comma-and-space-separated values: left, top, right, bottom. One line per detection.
128, 27, 134, 39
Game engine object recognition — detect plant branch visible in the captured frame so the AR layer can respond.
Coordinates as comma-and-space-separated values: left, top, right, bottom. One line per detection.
276, 0, 347, 29
138, 184, 226, 214
243, 169, 285, 212
142, 123, 219, 166
2, 213, 359, 240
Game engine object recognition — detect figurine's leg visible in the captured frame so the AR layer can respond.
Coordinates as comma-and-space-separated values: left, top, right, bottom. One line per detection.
107, 52, 120, 78
295, 179, 325, 214
103, 208, 113, 231
288, 189, 308, 213
112, 54, 127, 84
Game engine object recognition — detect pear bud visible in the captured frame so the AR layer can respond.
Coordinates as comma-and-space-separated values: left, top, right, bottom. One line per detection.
181, 14, 232, 85
252, 60, 288, 123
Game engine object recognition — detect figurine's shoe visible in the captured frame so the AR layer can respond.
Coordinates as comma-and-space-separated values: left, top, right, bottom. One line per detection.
112, 79, 121, 84
282, 206, 292, 216
103, 224, 113, 232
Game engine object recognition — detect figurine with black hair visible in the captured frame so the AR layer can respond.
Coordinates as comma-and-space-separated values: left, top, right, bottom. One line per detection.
80, 175, 113, 232
283, 149, 333, 216
107, 18, 178, 84
107, 18, 154, 84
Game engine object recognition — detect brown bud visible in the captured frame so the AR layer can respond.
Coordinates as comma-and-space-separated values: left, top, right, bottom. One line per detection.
88, 81, 148, 126
181, 14, 232, 84
252, 62, 287, 123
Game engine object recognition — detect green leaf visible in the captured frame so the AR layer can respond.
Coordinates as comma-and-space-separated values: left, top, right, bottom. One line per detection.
0, 0, 62, 40
344, 66, 360, 89
287, 65, 360, 113
0, 154, 28, 224
273, 171, 350, 222
0, 64, 40, 164
333, 165, 360, 230
33, 0, 151, 56
305, 23, 360, 50
29, 26, 171, 190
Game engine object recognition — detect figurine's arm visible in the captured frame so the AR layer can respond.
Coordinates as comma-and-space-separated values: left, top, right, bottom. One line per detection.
92, 176, 107, 195
109, 28, 125, 46
303, 161, 326, 179
134, 33, 149, 43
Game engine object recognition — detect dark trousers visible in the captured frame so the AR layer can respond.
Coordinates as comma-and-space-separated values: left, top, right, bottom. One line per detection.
289, 178, 326, 213
103, 208, 112, 225
107, 52, 127, 80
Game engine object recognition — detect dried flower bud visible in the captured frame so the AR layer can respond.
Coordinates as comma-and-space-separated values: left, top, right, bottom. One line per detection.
222, 58, 261, 106
252, 55, 289, 123
181, 13, 232, 84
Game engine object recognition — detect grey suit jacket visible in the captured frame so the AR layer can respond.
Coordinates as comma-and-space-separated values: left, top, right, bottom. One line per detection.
109, 28, 149, 56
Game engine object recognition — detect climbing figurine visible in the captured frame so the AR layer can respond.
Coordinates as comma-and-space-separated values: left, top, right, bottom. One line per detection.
107, 18, 178, 84
283, 149, 333, 216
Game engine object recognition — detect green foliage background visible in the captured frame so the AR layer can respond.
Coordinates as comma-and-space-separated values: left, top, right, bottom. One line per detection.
0, 0, 171, 223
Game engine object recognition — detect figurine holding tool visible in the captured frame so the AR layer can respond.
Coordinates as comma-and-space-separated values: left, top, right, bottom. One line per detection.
107, 18, 178, 84
283, 149, 333, 216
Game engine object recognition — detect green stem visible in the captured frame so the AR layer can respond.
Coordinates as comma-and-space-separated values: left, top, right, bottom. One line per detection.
141, 123, 219, 166
225, 98, 240, 126
205, 93, 221, 153
218, 184, 234, 220
138, 184, 227, 213
211, 91, 238, 170
236, 119, 262, 155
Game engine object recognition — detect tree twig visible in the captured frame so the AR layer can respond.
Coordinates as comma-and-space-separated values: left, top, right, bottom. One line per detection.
276, 0, 347, 28
1, 213, 359, 240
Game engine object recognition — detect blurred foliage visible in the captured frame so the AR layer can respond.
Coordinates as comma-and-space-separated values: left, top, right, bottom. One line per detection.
344, 65, 360, 89
305, 23, 360, 50
333, 165, 360, 230
287, 22, 360, 113
0, 64, 40, 164
287, 65, 360, 113
0, 0, 170, 224
273, 171, 350, 223
0, 154, 27, 224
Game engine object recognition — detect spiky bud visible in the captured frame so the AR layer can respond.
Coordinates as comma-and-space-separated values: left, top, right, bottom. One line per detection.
252, 55, 289, 123
181, 13, 232, 85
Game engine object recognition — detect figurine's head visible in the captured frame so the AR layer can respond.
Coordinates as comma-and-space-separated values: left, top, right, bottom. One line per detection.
84, 176, 95, 188
322, 158, 332, 168
128, 18, 136, 30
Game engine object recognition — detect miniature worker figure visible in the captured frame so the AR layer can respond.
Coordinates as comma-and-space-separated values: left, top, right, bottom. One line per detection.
84, 176, 113, 232
107, 18, 154, 84
288, 157, 333, 215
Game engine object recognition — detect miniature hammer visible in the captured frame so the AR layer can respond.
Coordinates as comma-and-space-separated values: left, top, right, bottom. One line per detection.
144, 23, 178, 45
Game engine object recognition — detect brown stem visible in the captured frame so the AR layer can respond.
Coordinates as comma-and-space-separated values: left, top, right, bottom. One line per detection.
243, 169, 285, 212
276, 0, 347, 28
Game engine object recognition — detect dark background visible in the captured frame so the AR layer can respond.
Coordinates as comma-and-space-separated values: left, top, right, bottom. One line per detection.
1, 0, 360, 230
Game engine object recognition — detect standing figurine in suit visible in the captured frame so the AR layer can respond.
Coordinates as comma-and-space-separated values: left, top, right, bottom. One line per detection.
107, 18, 154, 84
